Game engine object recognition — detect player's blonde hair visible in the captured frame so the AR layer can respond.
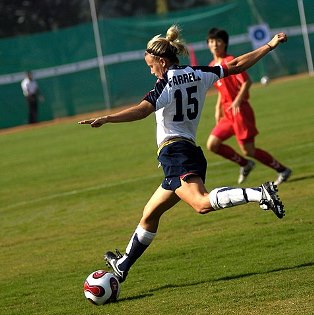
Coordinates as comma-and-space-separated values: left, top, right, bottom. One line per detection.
145, 25, 189, 63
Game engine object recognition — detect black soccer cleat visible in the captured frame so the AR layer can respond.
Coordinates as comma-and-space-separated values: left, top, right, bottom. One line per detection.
104, 249, 128, 283
260, 181, 285, 219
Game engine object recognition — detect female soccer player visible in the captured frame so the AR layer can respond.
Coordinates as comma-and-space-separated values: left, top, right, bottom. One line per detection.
206, 28, 291, 185
79, 25, 287, 283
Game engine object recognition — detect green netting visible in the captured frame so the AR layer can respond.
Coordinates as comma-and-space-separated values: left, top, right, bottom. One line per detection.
0, 0, 313, 128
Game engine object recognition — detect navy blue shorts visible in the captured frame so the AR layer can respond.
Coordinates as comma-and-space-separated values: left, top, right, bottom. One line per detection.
157, 141, 207, 191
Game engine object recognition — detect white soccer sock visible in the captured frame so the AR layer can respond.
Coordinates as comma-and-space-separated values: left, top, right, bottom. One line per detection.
125, 225, 156, 254
209, 187, 262, 210
244, 187, 262, 202
118, 225, 156, 270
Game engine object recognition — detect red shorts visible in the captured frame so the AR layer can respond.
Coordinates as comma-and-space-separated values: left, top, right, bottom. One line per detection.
211, 103, 258, 145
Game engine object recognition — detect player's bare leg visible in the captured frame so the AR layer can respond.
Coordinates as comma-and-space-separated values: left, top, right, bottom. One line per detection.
140, 186, 181, 232
175, 175, 260, 214
176, 175, 284, 218
175, 176, 213, 213
105, 178, 284, 282
104, 186, 180, 282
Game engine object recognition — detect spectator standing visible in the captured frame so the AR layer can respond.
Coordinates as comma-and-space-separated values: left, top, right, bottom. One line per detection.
21, 71, 43, 124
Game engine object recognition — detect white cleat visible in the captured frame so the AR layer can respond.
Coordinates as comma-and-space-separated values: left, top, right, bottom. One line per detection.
238, 160, 255, 184
274, 168, 292, 185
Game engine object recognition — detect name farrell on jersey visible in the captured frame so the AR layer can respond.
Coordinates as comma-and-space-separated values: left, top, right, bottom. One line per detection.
168, 72, 201, 87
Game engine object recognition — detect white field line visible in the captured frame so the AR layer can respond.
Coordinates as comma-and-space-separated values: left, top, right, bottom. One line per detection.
1, 161, 227, 211
3, 157, 313, 212
1, 173, 160, 211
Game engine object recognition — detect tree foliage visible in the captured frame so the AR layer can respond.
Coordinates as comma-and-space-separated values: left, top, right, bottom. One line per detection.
0, 0, 90, 38
0, 0, 227, 39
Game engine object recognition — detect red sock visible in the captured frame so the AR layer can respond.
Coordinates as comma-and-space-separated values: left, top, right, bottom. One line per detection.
216, 144, 248, 166
253, 148, 286, 172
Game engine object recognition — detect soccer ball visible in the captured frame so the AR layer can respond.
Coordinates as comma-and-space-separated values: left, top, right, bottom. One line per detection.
260, 76, 270, 85
83, 270, 120, 305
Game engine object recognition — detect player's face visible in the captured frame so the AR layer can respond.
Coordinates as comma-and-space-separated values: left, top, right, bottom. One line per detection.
208, 38, 226, 57
145, 54, 166, 79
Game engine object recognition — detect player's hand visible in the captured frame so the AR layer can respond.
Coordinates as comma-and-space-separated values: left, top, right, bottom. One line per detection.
78, 116, 107, 127
228, 100, 241, 115
267, 33, 288, 50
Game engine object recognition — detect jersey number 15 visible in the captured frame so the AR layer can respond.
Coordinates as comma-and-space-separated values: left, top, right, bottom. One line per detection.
173, 86, 199, 121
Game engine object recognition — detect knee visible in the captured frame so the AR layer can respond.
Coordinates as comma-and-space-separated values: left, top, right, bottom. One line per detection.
240, 143, 255, 157
191, 197, 215, 214
194, 207, 215, 214
141, 206, 154, 223
241, 148, 249, 157
140, 214, 157, 231
141, 205, 161, 226
207, 140, 220, 153
242, 148, 255, 157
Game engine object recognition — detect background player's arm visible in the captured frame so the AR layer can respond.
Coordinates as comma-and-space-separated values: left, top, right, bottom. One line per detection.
79, 100, 154, 127
225, 33, 287, 76
229, 76, 252, 114
215, 93, 223, 123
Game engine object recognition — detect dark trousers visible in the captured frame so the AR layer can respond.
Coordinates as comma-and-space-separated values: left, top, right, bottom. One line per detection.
26, 95, 38, 124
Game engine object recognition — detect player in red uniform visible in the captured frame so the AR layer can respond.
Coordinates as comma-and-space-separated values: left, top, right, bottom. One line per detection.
206, 28, 291, 185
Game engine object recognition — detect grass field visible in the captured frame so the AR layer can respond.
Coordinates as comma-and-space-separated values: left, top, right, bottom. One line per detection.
1, 75, 313, 315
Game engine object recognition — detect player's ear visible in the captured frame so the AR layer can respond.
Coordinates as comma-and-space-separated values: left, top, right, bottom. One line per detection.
160, 58, 167, 67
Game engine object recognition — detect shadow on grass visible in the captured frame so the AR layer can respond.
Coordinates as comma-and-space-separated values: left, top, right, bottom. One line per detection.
118, 261, 313, 302
284, 174, 314, 183
118, 293, 154, 302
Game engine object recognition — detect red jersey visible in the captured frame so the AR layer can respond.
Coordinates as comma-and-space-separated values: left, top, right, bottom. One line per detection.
209, 55, 258, 143
209, 55, 250, 110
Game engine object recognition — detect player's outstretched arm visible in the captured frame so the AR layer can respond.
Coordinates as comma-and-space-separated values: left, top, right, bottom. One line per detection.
226, 33, 287, 76
78, 100, 155, 127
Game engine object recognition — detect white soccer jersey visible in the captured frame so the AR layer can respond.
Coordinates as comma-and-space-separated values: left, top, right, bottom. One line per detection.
21, 78, 38, 96
144, 65, 225, 147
